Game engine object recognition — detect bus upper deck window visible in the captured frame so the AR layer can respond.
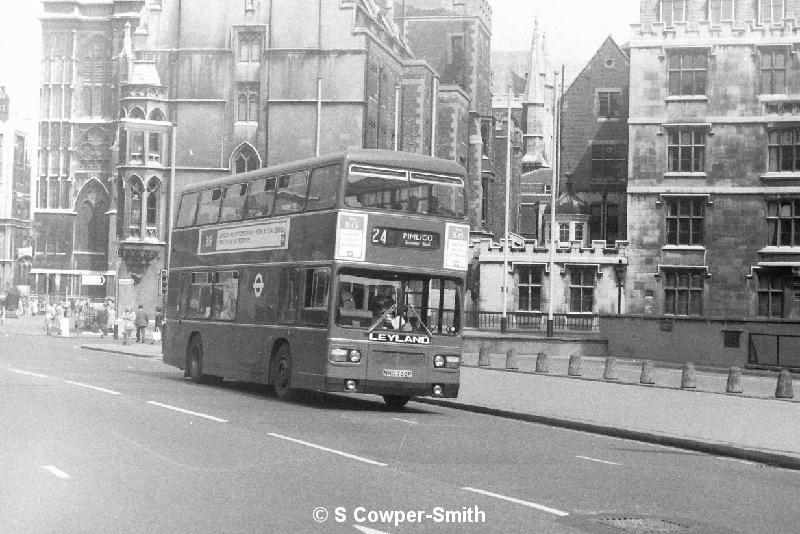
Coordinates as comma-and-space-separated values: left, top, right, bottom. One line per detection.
306, 165, 339, 212
274, 171, 308, 215
176, 192, 199, 227
196, 188, 222, 225
220, 183, 248, 222
246, 177, 276, 219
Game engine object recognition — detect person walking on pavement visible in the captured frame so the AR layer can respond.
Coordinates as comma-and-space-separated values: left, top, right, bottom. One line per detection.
152, 306, 164, 345
54, 302, 64, 336
95, 304, 108, 337
122, 305, 136, 345
106, 303, 116, 338
45, 302, 55, 335
135, 304, 149, 343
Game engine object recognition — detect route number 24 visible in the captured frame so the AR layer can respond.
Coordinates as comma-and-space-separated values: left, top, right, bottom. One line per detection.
371, 228, 387, 245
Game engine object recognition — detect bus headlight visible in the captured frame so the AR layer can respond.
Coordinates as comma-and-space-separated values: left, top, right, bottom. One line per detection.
433, 355, 446, 368
329, 348, 362, 363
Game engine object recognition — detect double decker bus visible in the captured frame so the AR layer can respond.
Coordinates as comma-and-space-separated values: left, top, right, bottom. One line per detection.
163, 148, 470, 408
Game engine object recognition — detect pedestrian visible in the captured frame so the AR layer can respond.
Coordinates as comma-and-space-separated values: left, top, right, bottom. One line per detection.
96, 303, 108, 337
106, 303, 116, 338
135, 304, 149, 343
54, 302, 64, 335
45, 302, 55, 335
152, 306, 164, 345
122, 305, 136, 345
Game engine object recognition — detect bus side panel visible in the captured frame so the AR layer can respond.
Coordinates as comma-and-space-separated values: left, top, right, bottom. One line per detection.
286, 327, 328, 390
163, 271, 185, 369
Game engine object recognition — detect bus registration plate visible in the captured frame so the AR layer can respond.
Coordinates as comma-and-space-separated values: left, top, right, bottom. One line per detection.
383, 369, 412, 378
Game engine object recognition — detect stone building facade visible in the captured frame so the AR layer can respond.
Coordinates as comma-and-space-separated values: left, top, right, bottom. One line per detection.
395, 0, 494, 231
0, 87, 34, 296
560, 36, 630, 244
627, 0, 800, 319
34, 0, 495, 313
490, 19, 555, 240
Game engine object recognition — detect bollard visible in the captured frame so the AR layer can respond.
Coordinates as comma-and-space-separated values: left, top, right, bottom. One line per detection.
505, 348, 518, 371
477, 345, 490, 367
776, 370, 794, 399
567, 354, 582, 377
535, 351, 550, 374
640, 360, 655, 385
603, 357, 618, 380
726, 367, 743, 394
680, 362, 697, 389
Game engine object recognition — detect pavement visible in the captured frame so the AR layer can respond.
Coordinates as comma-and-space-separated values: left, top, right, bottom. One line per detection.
3, 314, 799, 469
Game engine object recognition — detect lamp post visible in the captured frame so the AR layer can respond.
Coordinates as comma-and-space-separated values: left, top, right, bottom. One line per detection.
501, 86, 512, 333
546, 70, 560, 338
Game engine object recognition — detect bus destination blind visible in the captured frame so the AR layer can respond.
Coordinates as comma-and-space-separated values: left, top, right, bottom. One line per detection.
370, 227, 440, 250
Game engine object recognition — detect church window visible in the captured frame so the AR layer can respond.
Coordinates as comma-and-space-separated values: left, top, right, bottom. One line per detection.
237, 83, 260, 122
128, 176, 144, 238
231, 143, 261, 174
80, 37, 111, 117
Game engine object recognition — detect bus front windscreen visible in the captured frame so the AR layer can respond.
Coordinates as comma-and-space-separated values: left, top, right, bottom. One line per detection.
344, 165, 466, 218
335, 270, 461, 335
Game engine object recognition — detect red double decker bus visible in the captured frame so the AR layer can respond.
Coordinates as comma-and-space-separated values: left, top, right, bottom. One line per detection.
163, 149, 470, 408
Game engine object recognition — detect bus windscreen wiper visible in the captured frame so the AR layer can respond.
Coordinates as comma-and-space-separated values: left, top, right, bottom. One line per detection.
368, 303, 398, 332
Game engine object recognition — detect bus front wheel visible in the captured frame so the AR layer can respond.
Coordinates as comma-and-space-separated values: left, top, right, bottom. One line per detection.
382, 395, 410, 410
272, 343, 298, 402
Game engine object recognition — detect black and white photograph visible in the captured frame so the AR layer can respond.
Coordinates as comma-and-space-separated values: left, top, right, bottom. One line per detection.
1, 0, 800, 532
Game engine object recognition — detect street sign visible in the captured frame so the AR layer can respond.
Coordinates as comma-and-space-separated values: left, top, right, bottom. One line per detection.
118, 278, 134, 286
82, 275, 106, 286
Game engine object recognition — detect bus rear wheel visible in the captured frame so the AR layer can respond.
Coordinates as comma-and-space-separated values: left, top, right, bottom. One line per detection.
272, 343, 298, 402
187, 336, 222, 385
187, 336, 204, 383
382, 395, 410, 410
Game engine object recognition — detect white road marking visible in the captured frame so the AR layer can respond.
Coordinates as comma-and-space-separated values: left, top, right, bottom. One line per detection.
42, 465, 70, 479
576, 455, 622, 466
391, 417, 418, 425
461, 487, 569, 517
716, 456, 759, 467
268, 432, 388, 467
63, 380, 121, 395
146, 401, 228, 422
354, 526, 391, 534
10, 369, 47, 378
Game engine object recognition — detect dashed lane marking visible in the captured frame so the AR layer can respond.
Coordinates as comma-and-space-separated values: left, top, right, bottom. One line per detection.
461, 487, 569, 517
146, 401, 228, 423
391, 417, 418, 425
63, 380, 121, 396
268, 432, 388, 467
9, 369, 48, 378
42, 466, 70, 479
576, 455, 622, 466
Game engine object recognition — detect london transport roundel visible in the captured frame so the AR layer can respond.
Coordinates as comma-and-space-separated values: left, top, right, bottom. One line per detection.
253, 273, 264, 297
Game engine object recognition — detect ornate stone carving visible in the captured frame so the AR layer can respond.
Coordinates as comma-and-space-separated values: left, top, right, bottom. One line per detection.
119, 247, 160, 280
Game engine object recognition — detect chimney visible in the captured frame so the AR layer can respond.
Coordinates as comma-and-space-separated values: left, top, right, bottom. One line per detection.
0, 86, 8, 122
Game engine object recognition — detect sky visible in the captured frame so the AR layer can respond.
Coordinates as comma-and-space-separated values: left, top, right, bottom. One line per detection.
0, 0, 641, 122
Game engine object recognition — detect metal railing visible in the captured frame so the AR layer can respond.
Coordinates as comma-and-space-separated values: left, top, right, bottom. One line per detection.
465, 311, 599, 331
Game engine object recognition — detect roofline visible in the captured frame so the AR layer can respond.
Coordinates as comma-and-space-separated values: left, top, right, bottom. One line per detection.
562, 35, 630, 97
